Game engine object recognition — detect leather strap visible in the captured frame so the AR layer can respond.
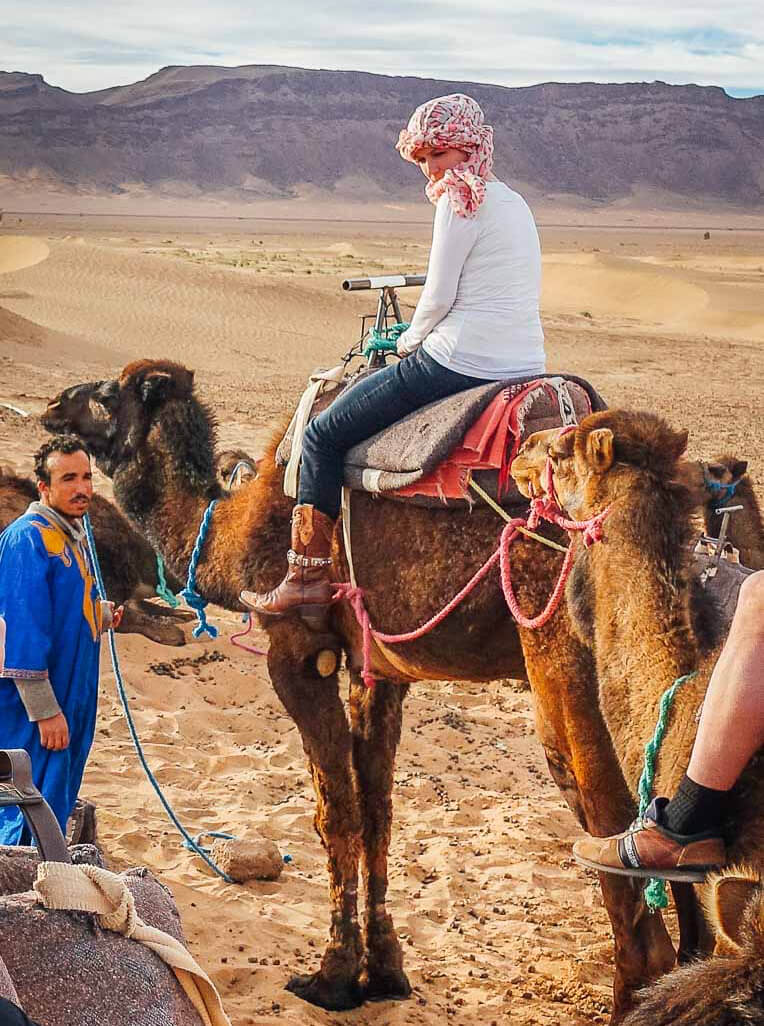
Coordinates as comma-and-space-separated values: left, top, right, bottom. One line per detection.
287, 549, 333, 568
0, 749, 71, 864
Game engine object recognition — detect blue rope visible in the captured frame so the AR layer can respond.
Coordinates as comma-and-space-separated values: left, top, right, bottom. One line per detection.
226, 460, 253, 490
154, 552, 179, 607
83, 513, 235, 883
703, 472, 739, 506
180, 500, 219, 639
637, 670, 699, 911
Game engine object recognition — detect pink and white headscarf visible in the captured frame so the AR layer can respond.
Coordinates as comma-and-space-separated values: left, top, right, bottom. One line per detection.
396, 93, 494, 218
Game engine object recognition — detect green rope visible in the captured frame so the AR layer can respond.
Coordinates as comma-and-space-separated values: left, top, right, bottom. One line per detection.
637, 670, 699, 911
362, 321, 410, 359
155, 553, 179, 608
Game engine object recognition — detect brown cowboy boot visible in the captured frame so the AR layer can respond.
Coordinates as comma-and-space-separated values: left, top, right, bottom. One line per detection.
240, 503, 334, 629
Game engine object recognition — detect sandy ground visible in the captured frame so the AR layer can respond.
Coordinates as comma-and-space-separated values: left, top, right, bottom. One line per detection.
1, 208, 763, 1026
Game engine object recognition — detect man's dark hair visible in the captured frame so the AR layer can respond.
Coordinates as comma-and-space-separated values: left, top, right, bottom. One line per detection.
34, 435, 91, 485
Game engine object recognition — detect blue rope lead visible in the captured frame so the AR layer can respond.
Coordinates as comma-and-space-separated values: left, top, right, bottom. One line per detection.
83, 513, 235, 884
637, 670, 699, 911
180, 500, 219, 639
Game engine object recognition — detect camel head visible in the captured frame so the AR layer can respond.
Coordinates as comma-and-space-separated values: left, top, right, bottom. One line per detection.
514, 410, 691, 521
510, 428, 560, 499
42, 360, 209, 481
216, 448, 260, 492
701, 455, 749, 505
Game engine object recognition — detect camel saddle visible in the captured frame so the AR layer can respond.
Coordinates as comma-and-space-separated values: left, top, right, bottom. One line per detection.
277, 370, 606, 508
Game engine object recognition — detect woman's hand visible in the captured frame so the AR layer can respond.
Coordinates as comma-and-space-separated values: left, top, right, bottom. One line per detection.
396, 336, 419, 358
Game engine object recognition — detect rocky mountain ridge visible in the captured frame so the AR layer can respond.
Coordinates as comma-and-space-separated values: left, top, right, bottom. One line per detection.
1, 65, 762, 207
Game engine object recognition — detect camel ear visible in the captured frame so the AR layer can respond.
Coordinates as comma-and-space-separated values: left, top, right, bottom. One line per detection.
704, 871, 759, 954
139, 368, 194, 406
669, 429, 690, 461
731, 460, 748, 479
586, 428, 614, 473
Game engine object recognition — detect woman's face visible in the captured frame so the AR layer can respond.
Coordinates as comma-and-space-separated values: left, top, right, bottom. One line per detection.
412, 145, 469, 183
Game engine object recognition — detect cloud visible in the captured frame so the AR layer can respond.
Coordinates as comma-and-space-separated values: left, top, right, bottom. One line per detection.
2, 0, 762, 95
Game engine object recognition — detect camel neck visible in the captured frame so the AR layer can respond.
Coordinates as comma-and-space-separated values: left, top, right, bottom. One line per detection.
586, 509, 701, 791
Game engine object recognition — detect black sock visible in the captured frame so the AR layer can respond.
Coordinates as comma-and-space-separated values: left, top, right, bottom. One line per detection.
662, 773, 728, 835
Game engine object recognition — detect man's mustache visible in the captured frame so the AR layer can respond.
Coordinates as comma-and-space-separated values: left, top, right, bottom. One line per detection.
72, 494, 90, 502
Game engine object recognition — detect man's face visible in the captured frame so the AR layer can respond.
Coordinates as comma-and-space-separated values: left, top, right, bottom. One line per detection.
38, 450, 93, 518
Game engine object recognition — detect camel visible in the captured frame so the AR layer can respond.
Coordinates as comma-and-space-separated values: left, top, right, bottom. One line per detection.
0, 466, 192, 646
622, 866, 764, 1025
216, 448, 259, 492
41, 360, 676, 1021
699, 456, 764, 570
513, 411, 764, 970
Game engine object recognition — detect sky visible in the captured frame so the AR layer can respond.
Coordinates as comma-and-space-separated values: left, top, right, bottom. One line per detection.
2, 0, 763, 97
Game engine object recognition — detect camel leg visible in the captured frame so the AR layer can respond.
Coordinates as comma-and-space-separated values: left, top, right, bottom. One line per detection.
512, 538, 675, 1021
348, 673, 412, 1003
266, 621, 364, 1011
671, 882, 714, 963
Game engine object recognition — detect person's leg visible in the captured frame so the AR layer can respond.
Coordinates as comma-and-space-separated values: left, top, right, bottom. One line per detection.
573, 570, 764, 881
661, 569, 764, 835
243, 348, 487, 618
298, 348, 485, 519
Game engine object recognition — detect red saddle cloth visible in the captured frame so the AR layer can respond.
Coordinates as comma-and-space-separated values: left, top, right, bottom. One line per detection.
394, 378, 588, 503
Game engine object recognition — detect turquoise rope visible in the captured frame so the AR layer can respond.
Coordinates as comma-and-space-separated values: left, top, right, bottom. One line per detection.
180, 500, 219, 639
637, 670, 699, 911
83, 513, 235, 883
154, 553, 179, 607
362, 321, 410, 359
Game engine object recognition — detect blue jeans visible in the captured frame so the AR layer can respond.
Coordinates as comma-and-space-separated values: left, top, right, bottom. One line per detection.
298, 346, 492, 519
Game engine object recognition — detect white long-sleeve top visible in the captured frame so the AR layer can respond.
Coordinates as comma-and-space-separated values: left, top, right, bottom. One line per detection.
396, 182, 545, 379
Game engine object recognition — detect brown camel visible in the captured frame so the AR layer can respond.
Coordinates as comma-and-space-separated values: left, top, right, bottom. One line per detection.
0, 466, 192, 646
622, 866, 764, 1026
699, 456, 764, 570
216, 448, 259, 492
513, 411, 764, 967
41, 360, 676, 1020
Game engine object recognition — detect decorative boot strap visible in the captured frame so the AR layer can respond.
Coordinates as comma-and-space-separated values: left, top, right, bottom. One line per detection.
294, 505, 315, 547
287, 549, 333, 568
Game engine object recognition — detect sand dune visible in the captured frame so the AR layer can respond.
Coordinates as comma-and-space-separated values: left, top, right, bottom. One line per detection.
542, 250, 764, 340
0, 213, 762, 1026
0, 235, 49, 274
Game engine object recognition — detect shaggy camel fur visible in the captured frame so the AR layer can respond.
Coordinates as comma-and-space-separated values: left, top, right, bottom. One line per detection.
42, 361, 675, 1020
0, 467, 192, 646
622, 866, 764, 1026
514, 411, 764, 967
700, 457, 764, 570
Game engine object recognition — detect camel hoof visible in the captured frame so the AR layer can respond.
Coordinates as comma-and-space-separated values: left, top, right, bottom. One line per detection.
363, 966, 412, 1003
285, 971, 363, 1011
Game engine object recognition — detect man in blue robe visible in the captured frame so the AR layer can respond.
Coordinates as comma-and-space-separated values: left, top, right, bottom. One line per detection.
0, 435, 116, 844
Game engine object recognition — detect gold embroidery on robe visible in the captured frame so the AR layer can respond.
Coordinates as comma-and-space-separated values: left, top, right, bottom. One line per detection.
31, 518, 101, 641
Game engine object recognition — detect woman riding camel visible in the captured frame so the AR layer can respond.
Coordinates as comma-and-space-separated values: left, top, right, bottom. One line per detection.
242, 93, 545, 621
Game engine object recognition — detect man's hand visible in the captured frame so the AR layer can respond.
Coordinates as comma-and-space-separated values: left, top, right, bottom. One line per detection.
111, 604, 124, 630
38, 712, 69, 750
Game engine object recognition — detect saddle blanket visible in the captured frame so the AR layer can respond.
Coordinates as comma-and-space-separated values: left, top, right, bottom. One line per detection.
278, 369, 606, 508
